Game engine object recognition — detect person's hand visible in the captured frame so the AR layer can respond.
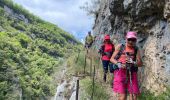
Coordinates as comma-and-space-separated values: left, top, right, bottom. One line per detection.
98, 48, 103, 54
116, 62, 121, 68
116, 62, 126, 69
126, 57, 136, 66
121, 63, 126, 69
126, 57, 133, 64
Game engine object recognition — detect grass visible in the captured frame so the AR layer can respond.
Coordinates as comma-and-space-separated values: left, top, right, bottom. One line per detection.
66, 50, 90, 75
67, 48, 170, 100
66, 48, 110, 99
80, 77, 109, 100
138, 87, 170, 100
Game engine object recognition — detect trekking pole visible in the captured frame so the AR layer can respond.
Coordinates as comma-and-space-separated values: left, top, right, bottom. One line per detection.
129, 69, 134, 100
125, 52, 134, 100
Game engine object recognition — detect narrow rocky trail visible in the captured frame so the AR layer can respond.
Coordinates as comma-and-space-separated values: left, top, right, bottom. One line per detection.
87, 49, 118, 100
95, 69, 118, 100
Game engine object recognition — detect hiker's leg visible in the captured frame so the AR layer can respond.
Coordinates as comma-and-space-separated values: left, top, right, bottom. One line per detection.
88, 42, 92, 48
128, 72, 140, 100
108, 63, 114, 87
102, 60, 108, 73
85, 43, 90, 53
113, 69, 127, 100
105, 61, 110, 82
119, 94, 126, 100
102, 60, 109, 82
109, 62, 114, 73
129, 94, 137, 100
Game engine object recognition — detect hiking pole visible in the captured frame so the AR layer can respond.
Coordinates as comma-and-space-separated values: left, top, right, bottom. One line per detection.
129, 68, 134, 100
125, 52, 134, 100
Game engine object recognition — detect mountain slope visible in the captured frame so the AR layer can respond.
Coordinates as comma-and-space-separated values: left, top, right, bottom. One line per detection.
0, 0, 81, 99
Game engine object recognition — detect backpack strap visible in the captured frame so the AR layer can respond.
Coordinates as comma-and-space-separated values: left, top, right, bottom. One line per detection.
111, 44, 115, 52
115, 44, 138, 61
113, 44, 139, 72
133, 46, 138, 61
114, 44, 125, 60
131, 46, 138, 72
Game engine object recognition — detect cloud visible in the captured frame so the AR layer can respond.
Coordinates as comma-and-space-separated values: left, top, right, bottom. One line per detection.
13, 0, 94, 41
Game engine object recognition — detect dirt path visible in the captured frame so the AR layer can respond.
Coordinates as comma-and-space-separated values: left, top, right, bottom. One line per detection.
96, 73, 118, 100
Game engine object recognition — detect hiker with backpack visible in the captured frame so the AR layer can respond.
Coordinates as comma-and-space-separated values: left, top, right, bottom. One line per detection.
110, 32, 142, 100
98, 34, 115, 82
85, 31, 94, 49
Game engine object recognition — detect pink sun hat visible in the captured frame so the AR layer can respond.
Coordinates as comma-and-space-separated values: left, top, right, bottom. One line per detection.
104, 34, 110, 40
126, 31, 137, 39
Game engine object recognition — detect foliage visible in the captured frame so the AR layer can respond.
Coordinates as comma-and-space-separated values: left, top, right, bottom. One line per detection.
138, 88, 170, 100
66, 49, 109, 100
0, 0, 42, 23
0, 0, 81, 99
80, 0, 101, 16
80, 77, 109, 100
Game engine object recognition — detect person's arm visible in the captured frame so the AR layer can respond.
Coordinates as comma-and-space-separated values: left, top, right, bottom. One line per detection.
98, 45, 104, 54
112, 44, 115, 52
136, 49, 143, 67
110, 44, 121, 64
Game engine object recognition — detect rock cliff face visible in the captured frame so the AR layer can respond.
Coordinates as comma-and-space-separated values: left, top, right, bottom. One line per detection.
4, 5, 29, 24
93, 0, 170, 95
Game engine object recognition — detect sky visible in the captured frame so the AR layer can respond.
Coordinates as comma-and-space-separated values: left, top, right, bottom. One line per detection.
13, 0, 94, 42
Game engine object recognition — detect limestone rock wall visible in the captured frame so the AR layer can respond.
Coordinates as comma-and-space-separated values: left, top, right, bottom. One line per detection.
93, 0, 170, 94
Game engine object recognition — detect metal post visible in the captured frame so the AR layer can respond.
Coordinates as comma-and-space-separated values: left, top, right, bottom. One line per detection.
84, 55, 86, 74
90, 58, 92, 77
91, 65, 96, 100
76, 80, 79, 100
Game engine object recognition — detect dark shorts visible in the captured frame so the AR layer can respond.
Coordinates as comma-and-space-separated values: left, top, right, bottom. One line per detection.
85, 42, 93, 48
102, 60, 114, 73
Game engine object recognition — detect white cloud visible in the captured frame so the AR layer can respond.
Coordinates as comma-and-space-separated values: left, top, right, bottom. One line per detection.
12, 0, 94, 41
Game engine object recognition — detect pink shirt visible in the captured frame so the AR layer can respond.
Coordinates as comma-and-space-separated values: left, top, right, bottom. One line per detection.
102, 43, 114, 61
118, 46, 135, 64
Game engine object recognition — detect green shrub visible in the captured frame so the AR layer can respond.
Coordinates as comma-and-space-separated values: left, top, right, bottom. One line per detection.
0, 0, 80, 98
80, 77, 109, 100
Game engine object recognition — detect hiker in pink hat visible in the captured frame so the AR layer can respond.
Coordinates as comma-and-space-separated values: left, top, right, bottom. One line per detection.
110, 31, 143, 100
99, 34, 115, 82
